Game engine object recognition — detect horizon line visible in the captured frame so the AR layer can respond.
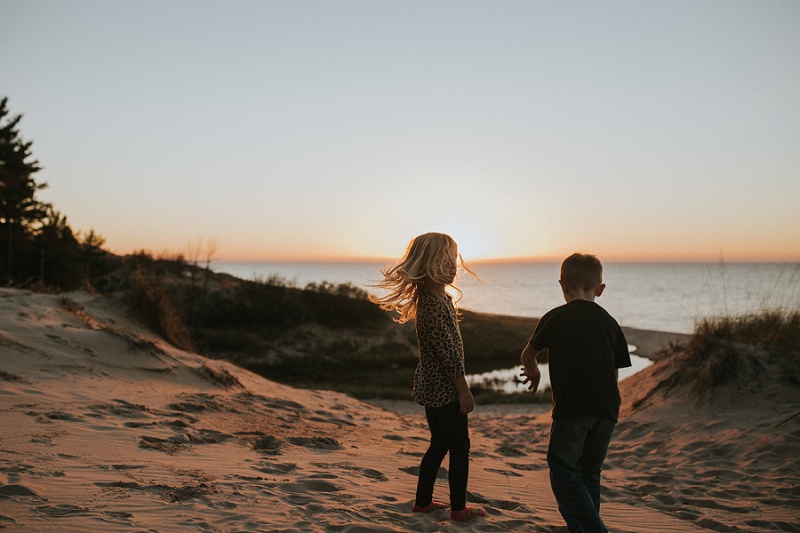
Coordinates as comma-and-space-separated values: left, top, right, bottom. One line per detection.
211, 255, 800, 265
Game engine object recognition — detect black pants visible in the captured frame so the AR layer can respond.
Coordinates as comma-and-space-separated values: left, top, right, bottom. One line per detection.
415, 401, 470, 511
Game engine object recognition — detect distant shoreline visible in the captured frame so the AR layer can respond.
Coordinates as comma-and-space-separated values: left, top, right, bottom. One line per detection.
620, 326, 691, 361
215, 261, 800, 335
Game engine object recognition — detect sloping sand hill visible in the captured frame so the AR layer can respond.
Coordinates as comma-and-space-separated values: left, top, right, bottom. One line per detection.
1, 289, 797, 532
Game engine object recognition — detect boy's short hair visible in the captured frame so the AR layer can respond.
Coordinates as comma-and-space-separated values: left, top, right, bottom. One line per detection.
560, 253, 603, 291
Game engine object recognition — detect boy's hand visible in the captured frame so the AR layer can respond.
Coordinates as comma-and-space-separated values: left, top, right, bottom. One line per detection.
519, 367, 540, 393
520, 344, 542, 394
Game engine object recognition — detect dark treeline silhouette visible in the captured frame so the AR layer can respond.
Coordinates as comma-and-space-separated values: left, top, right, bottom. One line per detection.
0, 97, 115, 288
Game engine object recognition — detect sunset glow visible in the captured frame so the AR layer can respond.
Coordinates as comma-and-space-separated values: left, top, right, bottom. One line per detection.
2, 1, 798, 263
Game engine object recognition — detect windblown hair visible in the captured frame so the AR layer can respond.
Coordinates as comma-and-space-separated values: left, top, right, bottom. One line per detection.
369, 232, 476, 323
560, 252, 603, 291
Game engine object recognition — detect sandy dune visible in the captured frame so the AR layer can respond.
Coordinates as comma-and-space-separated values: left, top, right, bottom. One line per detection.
1, 288, 797, 532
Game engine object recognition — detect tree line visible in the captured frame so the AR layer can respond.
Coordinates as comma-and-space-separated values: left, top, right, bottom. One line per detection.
0, 96, 114, 288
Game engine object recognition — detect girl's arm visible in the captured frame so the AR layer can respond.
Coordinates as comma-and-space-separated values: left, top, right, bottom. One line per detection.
454, 374, 474, 414
418, 295, 472, 411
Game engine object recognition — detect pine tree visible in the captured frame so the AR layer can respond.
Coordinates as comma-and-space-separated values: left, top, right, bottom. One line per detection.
0, 96, 50, 284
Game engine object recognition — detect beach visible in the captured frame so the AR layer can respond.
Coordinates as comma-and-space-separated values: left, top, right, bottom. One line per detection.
1, 288, 798, 532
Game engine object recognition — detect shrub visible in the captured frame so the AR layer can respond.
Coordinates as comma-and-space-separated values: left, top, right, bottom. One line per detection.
127, 268, 193, 351
683, 309, 800, 390
190, 279, 384, 332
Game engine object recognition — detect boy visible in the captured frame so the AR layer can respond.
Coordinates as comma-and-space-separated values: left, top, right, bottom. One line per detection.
520, 253, 631, 533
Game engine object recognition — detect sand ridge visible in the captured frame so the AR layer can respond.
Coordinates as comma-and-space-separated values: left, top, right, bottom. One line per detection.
1, 288, 797, 531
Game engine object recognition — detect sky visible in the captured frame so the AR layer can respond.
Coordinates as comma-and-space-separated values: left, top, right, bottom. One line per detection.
1, 1, 799, 263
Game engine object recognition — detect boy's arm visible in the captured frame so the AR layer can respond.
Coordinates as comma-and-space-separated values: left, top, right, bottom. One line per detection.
520, 344, 542, 394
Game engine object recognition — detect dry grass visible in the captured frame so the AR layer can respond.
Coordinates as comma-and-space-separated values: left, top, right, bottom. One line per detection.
681, 308, 800, 392
127, 267, 194, 352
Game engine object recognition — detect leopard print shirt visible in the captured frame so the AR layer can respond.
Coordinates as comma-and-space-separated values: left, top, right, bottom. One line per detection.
411, 291, 466, 407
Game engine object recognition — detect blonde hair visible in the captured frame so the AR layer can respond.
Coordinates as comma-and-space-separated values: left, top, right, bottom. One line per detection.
369, 232, 476, 323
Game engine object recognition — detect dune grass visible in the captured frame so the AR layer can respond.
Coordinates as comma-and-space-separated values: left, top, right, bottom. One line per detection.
681, 308, 800, 391
127, 267, 194, 352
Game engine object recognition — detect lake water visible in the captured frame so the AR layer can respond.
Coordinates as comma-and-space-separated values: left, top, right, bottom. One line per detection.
214, 261, 800, 393
465, 353, 653, 394
215, 261, 800, 334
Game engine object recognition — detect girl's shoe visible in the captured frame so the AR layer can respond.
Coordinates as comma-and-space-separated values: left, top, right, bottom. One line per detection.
412, 500, 448, 513
450, 506, 486, 522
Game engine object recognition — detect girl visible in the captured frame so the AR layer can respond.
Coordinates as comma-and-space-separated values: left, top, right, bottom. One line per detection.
370, 232, 486, 523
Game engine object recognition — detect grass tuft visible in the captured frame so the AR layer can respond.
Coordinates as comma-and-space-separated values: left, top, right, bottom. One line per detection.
682, 308, 800, 392
127, 268, 194, 351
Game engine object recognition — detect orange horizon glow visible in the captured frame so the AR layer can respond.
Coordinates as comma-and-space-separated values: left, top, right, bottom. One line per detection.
210, 252, 800, 265
104, 241, 800, 265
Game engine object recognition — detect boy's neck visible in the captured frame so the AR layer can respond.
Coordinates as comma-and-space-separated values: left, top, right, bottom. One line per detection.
560, 281, 605, 303
564, 291, 596, 303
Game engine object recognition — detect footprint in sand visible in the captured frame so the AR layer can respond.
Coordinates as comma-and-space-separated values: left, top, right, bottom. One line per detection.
286, 436, 342, 450
507, 461, 546, 472
492, 500, 521, 511
0, 484, 41, 499
33, 504, 92, 517
283, 494, 314, 506
248, 435, 284, 455
34, 411, 83, 423
137, 435, 190, 454
30, 432, 59, 446
239, 394, 306, 413
253, 461, 298, 475
311, 462, 387, 481
95, 480, 218, 503
307, 413, 357, 427
180, 428, 233, 444
167, 392, 226, 413
399, 465, 447, 479
495, 444, 526, 457
161, 482, 217, 503
91, 399, 154, 419
277, 478, 340, 493
109, 464, 146, 471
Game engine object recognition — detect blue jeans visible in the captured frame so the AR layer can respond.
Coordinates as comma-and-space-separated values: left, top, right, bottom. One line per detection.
547, 416, 616, 533
415, 401, 470, 512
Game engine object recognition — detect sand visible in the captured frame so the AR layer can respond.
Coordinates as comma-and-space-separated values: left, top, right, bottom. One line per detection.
1, 288, 798, 532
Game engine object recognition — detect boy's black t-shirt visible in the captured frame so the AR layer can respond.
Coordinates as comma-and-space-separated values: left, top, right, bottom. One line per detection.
529, 299, 632, 421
